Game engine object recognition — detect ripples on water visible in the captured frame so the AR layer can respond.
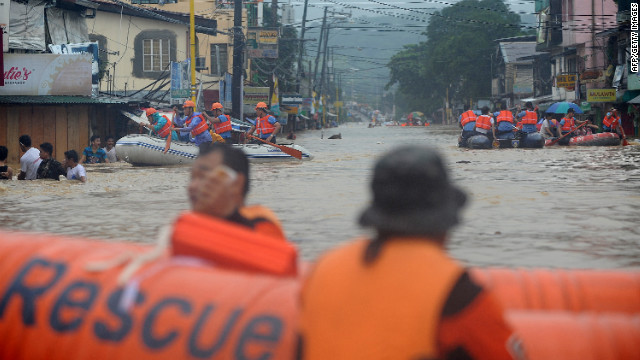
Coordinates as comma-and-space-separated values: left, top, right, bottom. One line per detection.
1, 124, 639, 269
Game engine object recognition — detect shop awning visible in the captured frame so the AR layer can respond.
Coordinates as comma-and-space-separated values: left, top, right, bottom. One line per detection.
628, 94, 640, 104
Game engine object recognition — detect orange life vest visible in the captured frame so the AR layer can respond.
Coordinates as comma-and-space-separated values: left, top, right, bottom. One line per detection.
475, 114, 492, 130
239, 204, 287, 241
156, 115, 173, 138
496, 110, 513, 123
190, 115, 209, 136
460, 110, 476, 126
257, 115, 277, 136
300, 238, 463, 360
213, 114, 233, 134
521, 110, 538, 125
561, 117, 575, 132
602, 115, 619, 128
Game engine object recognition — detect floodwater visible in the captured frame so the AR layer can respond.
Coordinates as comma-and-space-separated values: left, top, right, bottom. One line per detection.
1, 124, 639, 269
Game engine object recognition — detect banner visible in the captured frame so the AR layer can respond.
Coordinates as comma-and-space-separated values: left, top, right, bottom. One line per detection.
271, 74, 280, 116
0, 53, 91, 95
49, 42, 100, 97
171, 60, 191, 99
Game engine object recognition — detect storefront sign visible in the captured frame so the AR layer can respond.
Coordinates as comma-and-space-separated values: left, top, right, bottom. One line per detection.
0, 53, 91, 95
247, 28, 279, 58
556, 74, 577, 88
282, 94, 302, 105
580, 102, 591, 112
586, 89, 616, 102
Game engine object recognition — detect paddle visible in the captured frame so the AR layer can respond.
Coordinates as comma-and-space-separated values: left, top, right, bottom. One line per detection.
619, 124, 630, 146
547, 122, 587, 146
247, 134, 303, 159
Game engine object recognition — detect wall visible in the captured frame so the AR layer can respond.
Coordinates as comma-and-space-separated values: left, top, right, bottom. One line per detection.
0, 105, 126, 166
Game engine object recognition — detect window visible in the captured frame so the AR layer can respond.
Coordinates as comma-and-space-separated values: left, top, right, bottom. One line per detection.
133, 30, 176, 78
143, 39, 170, 72
210, 44, 228, 76
566, 56, 577, 74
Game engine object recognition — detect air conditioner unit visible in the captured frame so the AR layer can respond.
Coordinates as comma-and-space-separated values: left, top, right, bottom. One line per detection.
195, 57, 207, 71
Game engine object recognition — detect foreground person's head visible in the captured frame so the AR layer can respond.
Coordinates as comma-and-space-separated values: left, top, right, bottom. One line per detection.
359, 145, 467, 246
189, 142, 249, 218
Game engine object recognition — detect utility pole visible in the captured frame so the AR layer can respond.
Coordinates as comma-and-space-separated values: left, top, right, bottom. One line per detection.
189, 0, 196, 101
313, 7, 327, 92
271, 0, 277, 26
295, 0, 309, 93
231, 0, 244, 118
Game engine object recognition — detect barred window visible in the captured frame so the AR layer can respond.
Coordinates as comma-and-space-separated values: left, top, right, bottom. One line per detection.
143, 39, 170, 72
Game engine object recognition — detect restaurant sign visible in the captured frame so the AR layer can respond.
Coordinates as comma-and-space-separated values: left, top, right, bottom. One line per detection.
0, 53, 92, 96
556, 74, 577, 88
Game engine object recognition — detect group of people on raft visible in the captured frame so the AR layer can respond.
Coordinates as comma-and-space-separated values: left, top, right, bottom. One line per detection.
142, 100, 282, 146
459, 101, 625, 146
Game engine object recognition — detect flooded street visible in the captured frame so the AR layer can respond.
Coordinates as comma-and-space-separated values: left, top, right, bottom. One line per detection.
1, 124, 639, 269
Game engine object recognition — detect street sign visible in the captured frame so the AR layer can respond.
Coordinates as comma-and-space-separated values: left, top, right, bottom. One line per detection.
282, 94, 303, 105
556, 74, 577, 88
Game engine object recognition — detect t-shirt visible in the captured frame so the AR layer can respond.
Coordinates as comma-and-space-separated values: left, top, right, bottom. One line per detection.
20, 147, 42, 180
83, 146, 107, 164
103, 147, 118, 162
37, 158, 66, 180
66, 164, 86, 181
0, 165, 10, 180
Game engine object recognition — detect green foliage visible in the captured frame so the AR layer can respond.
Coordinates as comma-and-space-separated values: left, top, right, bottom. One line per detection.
386, 0, 523, 115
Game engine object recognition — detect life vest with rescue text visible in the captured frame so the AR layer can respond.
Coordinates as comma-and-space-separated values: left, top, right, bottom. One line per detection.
475, 115, 492, 130
460, 110, 476, 127
300, 238, 463, 359
213, 114, 233, 134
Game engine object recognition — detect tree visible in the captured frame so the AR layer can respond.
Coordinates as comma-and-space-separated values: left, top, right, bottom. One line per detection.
387, 0, 523, 116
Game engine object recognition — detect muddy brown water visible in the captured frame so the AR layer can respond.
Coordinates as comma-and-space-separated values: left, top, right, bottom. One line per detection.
1, 124, 639, 268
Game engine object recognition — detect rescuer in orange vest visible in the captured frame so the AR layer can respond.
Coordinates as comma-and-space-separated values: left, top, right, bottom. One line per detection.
246, 102, 282, 144
142, 108, 179, 141
515, 101, 538, 134
458, 104, 477, 146
173, 100, 213, 145
494, 102, 516, 139
203, 102, 234, 143
474, 106, 496, 140
188, 142, 287, 240
602, 107, 622, 135
299, 145, 524, 360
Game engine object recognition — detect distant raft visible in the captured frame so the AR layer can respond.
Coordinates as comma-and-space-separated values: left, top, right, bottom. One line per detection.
544, 132, 622, 146
116, 134, 313, 166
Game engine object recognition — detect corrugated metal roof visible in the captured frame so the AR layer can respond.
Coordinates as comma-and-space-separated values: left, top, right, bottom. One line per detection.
499, 42, 541, 64
0, 95, 130, 104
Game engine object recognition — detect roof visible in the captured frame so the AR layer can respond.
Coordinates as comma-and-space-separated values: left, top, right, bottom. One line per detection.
498, 42, 542, 64
0, 95, 132, 105
90, 0, 217, 35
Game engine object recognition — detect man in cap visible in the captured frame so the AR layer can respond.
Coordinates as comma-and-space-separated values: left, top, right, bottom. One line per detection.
203, 102, 233, 143
246, 102, 281, 144
602, 107, 622, 136
143, 108, 178, 142
173, 100, 213, 145
299, 145, 523, 360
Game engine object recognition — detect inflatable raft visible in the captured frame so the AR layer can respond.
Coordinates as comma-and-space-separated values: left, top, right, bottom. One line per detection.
459, 132, 544, 149
1, 223, 639, 359
544, 132, 621, 147
116, 134, 313, 166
